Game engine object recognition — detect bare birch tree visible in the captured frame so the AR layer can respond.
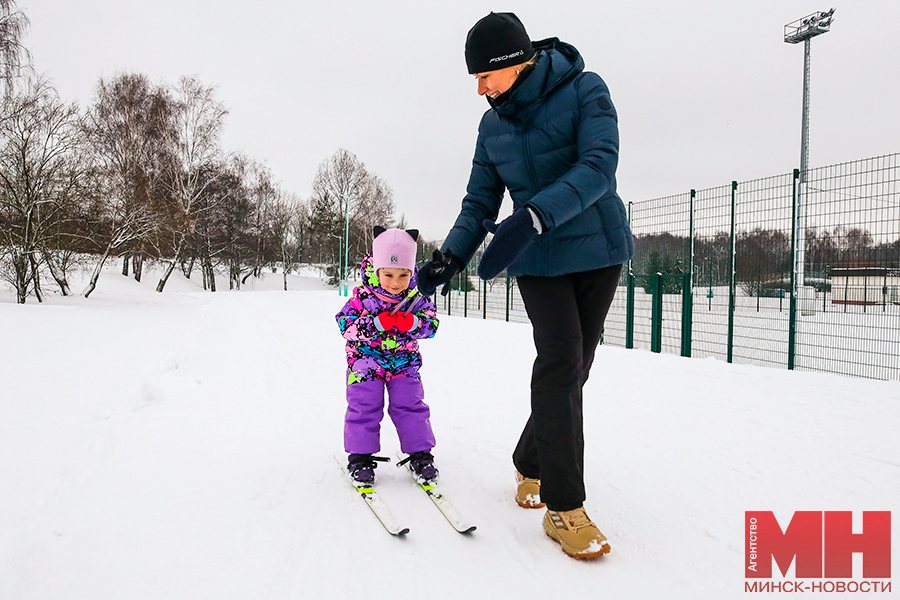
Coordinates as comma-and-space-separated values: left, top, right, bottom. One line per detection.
270, 192, 306, 291
243, 161, 280, 286
308, 149, 396, 278
0, 77, 86, 303
353, 173, 395, 253
156, 76, 227, 292
81, 73, 175, 297
192, 160, 240, 292
0, 0, 32, 98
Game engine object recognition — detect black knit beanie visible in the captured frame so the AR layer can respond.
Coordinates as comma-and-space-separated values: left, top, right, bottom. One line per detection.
465, 12, 535, 74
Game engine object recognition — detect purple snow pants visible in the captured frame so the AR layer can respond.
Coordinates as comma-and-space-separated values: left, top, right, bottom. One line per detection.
344, 374, 435, 455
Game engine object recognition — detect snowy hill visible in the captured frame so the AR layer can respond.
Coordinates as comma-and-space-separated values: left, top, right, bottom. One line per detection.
1, 268, 898, 599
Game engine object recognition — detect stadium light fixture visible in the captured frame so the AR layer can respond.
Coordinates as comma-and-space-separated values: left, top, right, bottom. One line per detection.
785, 8, 835, 292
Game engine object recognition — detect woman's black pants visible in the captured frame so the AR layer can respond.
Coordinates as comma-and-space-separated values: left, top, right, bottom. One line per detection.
513, 264, 622, 512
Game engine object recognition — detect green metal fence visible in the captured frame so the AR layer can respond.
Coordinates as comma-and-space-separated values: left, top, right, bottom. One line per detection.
437, 152, 900, 382
440, 270, 530, 325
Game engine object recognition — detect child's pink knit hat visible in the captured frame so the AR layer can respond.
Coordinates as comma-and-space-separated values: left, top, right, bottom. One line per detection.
372, 227, 418, 271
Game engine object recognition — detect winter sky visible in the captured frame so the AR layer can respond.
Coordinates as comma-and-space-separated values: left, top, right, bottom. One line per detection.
22, 0, 900, 241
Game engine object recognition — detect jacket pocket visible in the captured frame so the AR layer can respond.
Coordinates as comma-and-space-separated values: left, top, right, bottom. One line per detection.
596, 198, 624, 250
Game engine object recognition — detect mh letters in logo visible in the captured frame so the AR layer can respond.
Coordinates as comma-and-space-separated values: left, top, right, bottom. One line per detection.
746, 511, 891, 578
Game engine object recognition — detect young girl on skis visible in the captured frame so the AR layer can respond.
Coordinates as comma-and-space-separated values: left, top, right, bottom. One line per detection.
335, 227, 440, 485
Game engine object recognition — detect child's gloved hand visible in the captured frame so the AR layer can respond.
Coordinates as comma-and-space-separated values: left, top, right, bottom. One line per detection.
394, 311, 418, 332
374, 312, 397, 332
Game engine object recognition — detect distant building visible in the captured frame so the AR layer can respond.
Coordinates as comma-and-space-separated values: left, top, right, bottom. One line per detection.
830, 267, 900, 305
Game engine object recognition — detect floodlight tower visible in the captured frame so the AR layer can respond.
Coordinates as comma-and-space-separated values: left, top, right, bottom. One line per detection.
785, 8, 835, 184
784, 8, 835, 292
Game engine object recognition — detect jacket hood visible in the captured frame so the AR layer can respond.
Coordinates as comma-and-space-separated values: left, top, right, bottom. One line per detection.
490, 38, 584, 117
359, 254, 420, 300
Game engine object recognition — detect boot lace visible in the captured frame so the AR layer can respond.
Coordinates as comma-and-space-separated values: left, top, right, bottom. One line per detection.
567, 509, 595, 531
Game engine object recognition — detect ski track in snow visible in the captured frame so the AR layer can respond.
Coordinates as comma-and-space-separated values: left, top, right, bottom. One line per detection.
1, 267, 899, 599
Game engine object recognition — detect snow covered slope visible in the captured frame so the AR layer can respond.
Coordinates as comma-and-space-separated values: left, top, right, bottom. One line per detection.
1, 270, 898, 599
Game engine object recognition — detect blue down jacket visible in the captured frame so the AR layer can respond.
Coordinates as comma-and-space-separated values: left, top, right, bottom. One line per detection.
442, 38, 633, 277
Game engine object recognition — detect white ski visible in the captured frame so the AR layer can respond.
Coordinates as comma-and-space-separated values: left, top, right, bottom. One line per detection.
334, 454, 409, 536
396, 453, 476, 534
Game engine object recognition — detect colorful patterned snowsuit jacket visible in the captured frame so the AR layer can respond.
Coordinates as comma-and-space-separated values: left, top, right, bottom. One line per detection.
335, 255, 439, 384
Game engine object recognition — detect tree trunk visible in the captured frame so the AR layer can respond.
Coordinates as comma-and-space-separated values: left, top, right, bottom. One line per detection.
208, 261, 216, 292
132, 254, 143, 282
29, 254, 44, 303
13, 252, 28, 304
181, 256, 194, 279
157, 260, 177, 292
158, 237, 187, 292
122, 254, 129, 276
84, 247, 113, 298
42, 249, 72, 296
202, 257, 216, 292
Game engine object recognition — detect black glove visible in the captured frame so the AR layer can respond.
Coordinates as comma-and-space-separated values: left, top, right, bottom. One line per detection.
477, 209, 539, 280
417, 250, 463, 297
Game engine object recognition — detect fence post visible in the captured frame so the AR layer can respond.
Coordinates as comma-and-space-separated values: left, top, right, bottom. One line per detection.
626, 201, 635, 349
626, 270, 635, 349
683, 189, 696, 358
727, 181, 737, 364
681, 272, 693, 357
464, 268, 468, 317
651, 272, 663, 353
863, 272, 868, 313
788, 169, 799, 370
505, 275, 511, 322
483, 281, 488, 319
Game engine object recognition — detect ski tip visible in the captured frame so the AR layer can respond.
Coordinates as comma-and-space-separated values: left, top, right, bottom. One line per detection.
395, 527, 411, 536
459, 525, 477, 534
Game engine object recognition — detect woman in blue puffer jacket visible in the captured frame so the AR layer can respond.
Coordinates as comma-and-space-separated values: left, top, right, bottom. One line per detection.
417, 12, 633, 560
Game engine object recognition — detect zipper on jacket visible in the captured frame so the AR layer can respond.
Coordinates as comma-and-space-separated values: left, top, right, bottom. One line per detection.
521, 119, 547, 275
522, 119, 540, 198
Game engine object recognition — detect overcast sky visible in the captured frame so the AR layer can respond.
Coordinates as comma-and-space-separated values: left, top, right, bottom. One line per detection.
21, 0, 900, 241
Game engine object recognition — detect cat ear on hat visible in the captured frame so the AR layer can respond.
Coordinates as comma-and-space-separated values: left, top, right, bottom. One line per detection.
405, 229, 419, 242
373, 226, 387, 238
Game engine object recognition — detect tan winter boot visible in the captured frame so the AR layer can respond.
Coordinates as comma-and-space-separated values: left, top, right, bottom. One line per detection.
515, 471, 545, 508
543, 507, 611, 559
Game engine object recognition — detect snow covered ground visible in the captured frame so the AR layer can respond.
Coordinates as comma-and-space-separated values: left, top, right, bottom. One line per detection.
1, 266, 898, 599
